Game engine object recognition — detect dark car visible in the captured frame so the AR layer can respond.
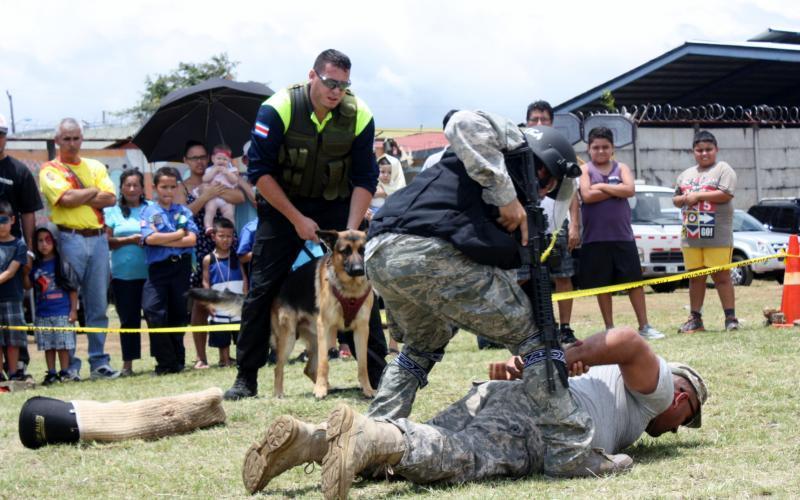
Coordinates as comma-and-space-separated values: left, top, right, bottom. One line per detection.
747, 198, 800, 234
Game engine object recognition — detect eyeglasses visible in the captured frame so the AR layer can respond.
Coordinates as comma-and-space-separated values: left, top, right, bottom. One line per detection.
185, 155, 208, 162
0, 215, 10, 224
314, 70, 351, 91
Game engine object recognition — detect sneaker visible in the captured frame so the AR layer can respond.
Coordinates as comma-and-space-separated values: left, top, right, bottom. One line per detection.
90, 365, 121, 380
678, 314, 704, 334
42, 372, 61, 386
60, 370, 81, 382
639, 324, 665, 340
725, 316, 740, 331
224, 375, 258, 401
560, 326, 579, 346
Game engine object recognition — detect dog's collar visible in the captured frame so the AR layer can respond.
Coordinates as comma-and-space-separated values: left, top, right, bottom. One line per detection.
330, 285, 371, 327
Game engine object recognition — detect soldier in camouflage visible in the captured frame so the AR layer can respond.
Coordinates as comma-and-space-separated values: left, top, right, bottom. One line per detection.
241, 327, 707, 497
360, 110, 617, 480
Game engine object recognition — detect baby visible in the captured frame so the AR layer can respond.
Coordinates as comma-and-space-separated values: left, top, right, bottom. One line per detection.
196, 144, 239, 234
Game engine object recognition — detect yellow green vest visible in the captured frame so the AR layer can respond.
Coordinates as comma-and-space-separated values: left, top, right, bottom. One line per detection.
279, 84, 357, 199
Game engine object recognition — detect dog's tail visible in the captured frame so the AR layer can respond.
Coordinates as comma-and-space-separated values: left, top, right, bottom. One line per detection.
186, 288, 244, 319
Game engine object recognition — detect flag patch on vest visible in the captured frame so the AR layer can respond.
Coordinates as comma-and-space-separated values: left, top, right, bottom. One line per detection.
254, 122, 270, 138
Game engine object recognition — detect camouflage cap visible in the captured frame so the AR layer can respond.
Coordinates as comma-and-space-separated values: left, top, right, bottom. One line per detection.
669, 362, 708, 428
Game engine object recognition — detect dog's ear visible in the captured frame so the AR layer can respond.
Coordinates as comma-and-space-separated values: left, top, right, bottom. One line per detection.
316, 230, 340, 251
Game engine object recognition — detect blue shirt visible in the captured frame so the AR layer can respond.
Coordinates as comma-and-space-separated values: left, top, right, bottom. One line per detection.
140, 203, 198, 265
30, 259, 71, 317
0, 238, 27, 302
237, 219, 258, 257
104, 202, 151, 280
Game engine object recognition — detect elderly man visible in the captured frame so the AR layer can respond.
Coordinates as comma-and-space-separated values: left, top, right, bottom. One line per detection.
39, 118, 118, 380
0, 114, 43, 377
241, 326, 707, 497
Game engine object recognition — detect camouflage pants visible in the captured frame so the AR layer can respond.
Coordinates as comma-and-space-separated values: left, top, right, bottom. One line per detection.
388, 380, 546, 484
366, 234, 593, 475
366, 235, 539, 420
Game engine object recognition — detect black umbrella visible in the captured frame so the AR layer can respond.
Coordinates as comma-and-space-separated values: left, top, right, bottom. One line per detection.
132, 78, 274, 162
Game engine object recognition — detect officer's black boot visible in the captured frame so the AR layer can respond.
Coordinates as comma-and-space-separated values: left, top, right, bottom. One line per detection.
224, 370, 258, 401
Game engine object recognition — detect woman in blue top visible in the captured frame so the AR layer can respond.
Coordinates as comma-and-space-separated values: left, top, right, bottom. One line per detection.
140, 167, 198, 375
104, 169, 150, 376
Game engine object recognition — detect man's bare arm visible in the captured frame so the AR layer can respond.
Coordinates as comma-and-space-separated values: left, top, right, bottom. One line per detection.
347, 186, 372, 230
88, 191, 116, 209
565, 327, 660, 394
57, 188, 99, 208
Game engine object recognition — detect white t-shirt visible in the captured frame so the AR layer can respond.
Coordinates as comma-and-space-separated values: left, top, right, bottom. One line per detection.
570, 357, 674, 453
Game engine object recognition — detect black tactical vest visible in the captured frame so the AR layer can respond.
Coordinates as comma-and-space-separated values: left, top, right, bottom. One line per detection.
369, 151, 525, 269
279, 84, 358, 200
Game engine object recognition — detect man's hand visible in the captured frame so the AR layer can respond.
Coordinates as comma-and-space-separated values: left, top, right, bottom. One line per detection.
293, 216, 320, 242
68, 309, 78, 324
568, 224, 580, 251
505, 355, 523, 380
497, 199, 528, 245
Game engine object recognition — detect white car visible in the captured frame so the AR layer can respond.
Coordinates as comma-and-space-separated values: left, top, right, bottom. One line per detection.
630, 184, 788, 291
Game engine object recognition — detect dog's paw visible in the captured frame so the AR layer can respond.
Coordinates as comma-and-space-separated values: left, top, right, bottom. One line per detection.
313, 385, 328, 400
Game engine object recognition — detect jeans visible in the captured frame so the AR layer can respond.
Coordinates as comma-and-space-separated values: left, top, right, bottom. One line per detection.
111, 278, 145, 361
59, 232, 111, 372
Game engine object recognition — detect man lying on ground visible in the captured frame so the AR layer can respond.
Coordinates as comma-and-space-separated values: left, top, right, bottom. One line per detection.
242, 326, 707, 498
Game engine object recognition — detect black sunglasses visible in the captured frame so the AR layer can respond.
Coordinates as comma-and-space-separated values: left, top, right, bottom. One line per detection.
314, 70, 350, 91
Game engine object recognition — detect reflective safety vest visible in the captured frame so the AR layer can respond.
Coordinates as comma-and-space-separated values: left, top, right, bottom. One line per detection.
279, 84, 357, 200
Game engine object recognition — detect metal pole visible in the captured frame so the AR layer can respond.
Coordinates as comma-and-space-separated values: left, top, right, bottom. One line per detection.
753, 125, 761, 202
5, 90, 16, 134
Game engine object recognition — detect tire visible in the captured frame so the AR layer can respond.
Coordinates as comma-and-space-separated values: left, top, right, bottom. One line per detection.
730, 254, 753, 286
650, 282, 678, 293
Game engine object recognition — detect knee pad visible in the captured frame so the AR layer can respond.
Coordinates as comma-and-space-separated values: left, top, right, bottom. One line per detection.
19, 396, 80, 449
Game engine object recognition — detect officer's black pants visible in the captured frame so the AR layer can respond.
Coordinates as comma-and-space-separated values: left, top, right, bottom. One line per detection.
143, 255, 190, 374
236, 198, 387, 385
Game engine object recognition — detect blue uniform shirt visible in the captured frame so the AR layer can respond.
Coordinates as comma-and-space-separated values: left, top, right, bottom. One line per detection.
237, 219, 258, 257
140, 203, 198, 265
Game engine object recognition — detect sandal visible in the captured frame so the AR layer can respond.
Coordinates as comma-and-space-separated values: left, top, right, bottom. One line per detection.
194, 360, 210, 370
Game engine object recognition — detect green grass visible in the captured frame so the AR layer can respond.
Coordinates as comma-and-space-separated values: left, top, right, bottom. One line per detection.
2, 279, 799, 498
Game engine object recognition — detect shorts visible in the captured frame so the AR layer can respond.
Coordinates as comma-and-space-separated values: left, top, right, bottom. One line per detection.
0, 301, 28, 347
547, 230, 576, 279
35, 316, 77, 351
579, 241, 643, 289
682, 246, 733, 270
208, 321, 238, 348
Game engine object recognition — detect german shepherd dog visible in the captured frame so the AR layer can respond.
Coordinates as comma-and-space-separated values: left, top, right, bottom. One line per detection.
188, 229, 375, 400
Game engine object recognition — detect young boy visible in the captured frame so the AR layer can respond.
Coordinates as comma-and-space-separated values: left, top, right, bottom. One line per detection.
140, 167, 198, 375
673, 130, 738, 332
197, 144, 240, 234
202, 218, 247, 367
0, 200, 30, 381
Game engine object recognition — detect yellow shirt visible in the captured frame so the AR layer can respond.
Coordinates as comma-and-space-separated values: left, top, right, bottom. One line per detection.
39, 157, 116, 229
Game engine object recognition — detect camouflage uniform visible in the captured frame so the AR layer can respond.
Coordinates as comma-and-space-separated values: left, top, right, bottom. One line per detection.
388, 380, 548, 484
365, 111, 594, 475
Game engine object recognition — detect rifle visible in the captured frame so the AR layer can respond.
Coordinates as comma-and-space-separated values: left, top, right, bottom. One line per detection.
506, 146, 569, 393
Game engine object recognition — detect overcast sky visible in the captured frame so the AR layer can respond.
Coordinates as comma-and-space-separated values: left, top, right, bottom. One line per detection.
2, 0, 798, 132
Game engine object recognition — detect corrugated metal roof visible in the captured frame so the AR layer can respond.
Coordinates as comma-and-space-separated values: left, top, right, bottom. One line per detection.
555, 38, 800, 114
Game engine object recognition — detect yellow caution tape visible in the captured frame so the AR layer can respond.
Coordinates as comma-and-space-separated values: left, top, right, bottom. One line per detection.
553, 251, 795, 302
2, 323, 239, 335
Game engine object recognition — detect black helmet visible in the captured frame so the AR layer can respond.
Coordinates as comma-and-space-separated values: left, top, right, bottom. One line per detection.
522, 126, 581, 180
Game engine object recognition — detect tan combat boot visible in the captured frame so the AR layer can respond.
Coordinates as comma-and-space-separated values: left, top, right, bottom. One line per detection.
242, 415, 328, 494
546, 448, 633, 478
321, 404, 405, 500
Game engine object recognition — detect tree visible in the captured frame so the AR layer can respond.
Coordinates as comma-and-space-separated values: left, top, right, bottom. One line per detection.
124, 53, 239, 121
600, 90, 616, 112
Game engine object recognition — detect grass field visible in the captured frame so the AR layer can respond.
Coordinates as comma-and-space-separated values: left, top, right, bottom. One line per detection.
1, 279, 799, 499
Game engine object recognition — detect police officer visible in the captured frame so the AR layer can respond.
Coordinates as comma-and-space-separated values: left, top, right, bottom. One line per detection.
140, 167, 198, 375
365, 110, 629, 477
225, 49, 382, 400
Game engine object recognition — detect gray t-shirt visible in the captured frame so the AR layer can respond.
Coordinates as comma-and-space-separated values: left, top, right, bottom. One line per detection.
570, 357, 673, 453
674, 161, 737, 247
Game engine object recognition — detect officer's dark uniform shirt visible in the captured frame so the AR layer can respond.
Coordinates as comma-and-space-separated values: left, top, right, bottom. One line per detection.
0, 155, 44, 239
139, 203, 198, 265
246, 86, 378, 195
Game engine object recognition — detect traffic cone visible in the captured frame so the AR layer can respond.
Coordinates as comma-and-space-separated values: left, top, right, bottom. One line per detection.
775, 234, 800, 328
